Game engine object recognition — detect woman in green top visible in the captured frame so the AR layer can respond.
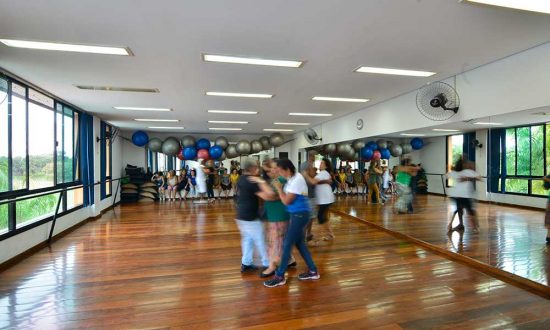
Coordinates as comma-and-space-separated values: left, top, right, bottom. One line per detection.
262, 160, 295, 277
395, 158, 419, 213
367, 160, 384, 204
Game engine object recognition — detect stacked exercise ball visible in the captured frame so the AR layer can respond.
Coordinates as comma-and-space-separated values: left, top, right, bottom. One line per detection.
320, 137, 425, 162
131, 131, 149, 147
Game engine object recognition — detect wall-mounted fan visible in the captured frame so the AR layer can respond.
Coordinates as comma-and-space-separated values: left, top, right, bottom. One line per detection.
304, 128, 322, 145
416, 81, 460, 121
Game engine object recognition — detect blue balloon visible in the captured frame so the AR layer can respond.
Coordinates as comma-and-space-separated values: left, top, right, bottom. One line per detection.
411, 138, 424, 150
366, 141, 378, 150
209, 145, 223, 160
183, 147, 197, 160
380, 148, 391, 160
360, 146, 373, 160
131, 130, 149, 147
196, 138, 211, 150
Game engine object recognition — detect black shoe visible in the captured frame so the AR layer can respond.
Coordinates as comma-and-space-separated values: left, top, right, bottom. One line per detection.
260, 270, 275, 278
306, 234, 314, 242
453, 224, 465, 232
287, 261, 297, 268
546, 237, 550, 245
264, 275, 286, 288
241, 264, 258, 273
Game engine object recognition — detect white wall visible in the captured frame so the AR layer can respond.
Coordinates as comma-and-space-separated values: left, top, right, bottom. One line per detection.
0, 115, 122, 264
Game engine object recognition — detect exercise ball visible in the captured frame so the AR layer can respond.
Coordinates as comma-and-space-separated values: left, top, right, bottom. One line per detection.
225, 145, 239, 159
215, 136, 229, 150
196, 138, 211, 150
390, 144, 403, 157
162, 137, 180, 156
270, 133, 284, 147
377, 139, 388, 149
218, 151, 227, 161
401, 143, 413, 154
337, 143, 353, 156
183, 147, 197, 160
147, 138, 162, 152
259, 136, 271, 150
177, 148, 184, 160
360, 146, 373, 160
342, 146, 355, 160
197, 148, 210, 159
352, 140, 365, 151
372, 150, 381, 161
354, 152, 361, 161
380, 148, 391, 160
132, 130, 149, 147
251, 140, 263, 154
209, 145, 224, 160
324, 143, 337, 155
236, 140, 251, 155
411, 137, 424, 150
181, 135, 196, 148
366, 141, 378, 150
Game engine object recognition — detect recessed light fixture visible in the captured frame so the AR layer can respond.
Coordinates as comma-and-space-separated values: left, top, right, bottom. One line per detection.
312, 96, 369, 103
264, 128, 294, 132
289, 112, 333, 117
202, 53, 303, 68
76, 86, 159, 93
0, 39, 132, 55
206, 91, 273, 98
209, 127, 243, 131
134, 119, 179, 122
148, 126, 185, 130
207, 120, 249, 124
273, 122, 310, 126
400, 133, 426, 136
355, 66, 436, 77
207, 110, 258, 115
466, 0, 550, 14
115, 107, 171, 111
473, 122, 503, 126
432, 128, 460, 132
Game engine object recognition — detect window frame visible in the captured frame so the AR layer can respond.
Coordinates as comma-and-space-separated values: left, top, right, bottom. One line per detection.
100, 121, 113, 200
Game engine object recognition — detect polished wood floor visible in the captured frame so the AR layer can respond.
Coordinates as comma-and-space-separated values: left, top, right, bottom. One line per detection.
0, 199, 549, 329
334, 194, 550, 289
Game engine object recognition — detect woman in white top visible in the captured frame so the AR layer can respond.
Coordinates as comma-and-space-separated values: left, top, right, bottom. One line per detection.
166, 170, 178, 200
305, 158, 335, 241
446, 159, 481, 233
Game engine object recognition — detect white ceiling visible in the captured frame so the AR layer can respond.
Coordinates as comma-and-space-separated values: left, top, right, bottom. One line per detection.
1, 0, 550, 135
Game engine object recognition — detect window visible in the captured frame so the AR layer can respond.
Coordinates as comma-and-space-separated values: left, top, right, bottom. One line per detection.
100, 121, 113, 199
157, 153, 167, 172
447, 134, 464, 186
0, 74, 83, 238
496, 124, 548, 196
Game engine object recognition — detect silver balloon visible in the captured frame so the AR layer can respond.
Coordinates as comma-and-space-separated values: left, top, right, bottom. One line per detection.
236, 140, 251, 155
218, 151, 227, 161
251, 140, 263, 153
181, 135, 196, 148
377, 139, 388, 149
352, 140, 365, 151
225, 145, 239, 159
215, 136, 229, 150
259, 136, 271, 150
353, 152, 361, 161
324, 143, 337, 155
344, 147, 356, 160
269, 133, 284, 147
401, 143, 413, 154
162, 137, 180, 156
337, 143, 353, 156
147, 138, 162, 152
390, 144, 403, 157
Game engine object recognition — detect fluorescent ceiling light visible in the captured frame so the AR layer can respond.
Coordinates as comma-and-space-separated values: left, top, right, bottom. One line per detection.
134, 119, 179, 122
148, 126, 185, 129
473, 122, 502, 126
400, 133, 426, 136
76, 86, 159, 93
206, 91, 273, 98
115, 107, 171, 111
312, 96, 369, 103
355, 66, 436, 77
202, 53, 303, 68
466, 0, 550, 14
208, 110, 258, 114
208, 120, 248, 124
264, 128, 294, 132
274, 122, 310, 126
209, 127, 243, 131
432, 128, 460, 132
289, 112, 333, 117
0, 39, 131, 55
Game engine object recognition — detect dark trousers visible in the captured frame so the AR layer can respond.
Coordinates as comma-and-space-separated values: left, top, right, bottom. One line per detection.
276, 211, 318, 277
207, 184, 214, 198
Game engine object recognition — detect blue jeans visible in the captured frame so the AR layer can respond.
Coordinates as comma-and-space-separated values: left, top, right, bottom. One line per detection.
276, 211, 318, 277
236, 219, 269, 267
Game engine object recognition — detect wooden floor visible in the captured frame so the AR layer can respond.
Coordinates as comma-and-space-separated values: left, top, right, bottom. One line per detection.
0, 199, 549, 329
334, 194, 550, 289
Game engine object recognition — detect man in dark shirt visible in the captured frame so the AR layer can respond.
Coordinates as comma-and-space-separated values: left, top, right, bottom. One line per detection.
206, 165, 216, 202
236, 159, 275, 273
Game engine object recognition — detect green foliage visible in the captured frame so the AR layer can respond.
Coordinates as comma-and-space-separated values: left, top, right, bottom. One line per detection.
530, 126, 544, 176
506, 128, 516, 175
516, 127, 530, 176
505, 178, 528, 194
0, 158, 7, 192
16, 193, 59, 225
0, 204, 7, 232
531, 179, 546, 196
